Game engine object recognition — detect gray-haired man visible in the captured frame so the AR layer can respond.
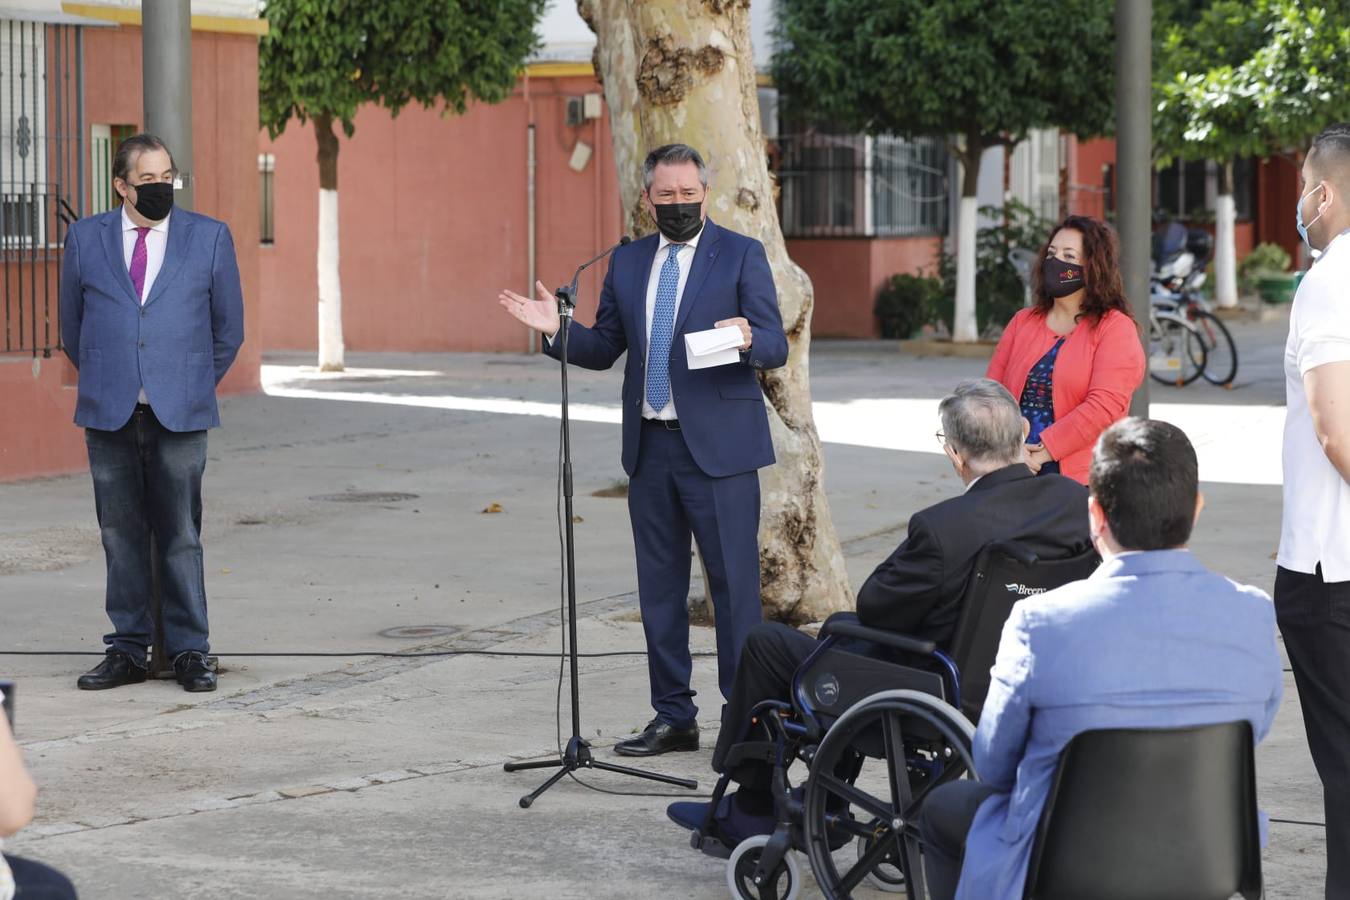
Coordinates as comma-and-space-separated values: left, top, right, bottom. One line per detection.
668, 379, 1092, 844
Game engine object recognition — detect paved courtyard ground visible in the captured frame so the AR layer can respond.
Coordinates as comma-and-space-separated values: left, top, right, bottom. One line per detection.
0, 314, 1327, 898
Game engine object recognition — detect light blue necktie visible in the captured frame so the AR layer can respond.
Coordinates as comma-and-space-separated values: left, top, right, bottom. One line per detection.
645, 243, 684, 411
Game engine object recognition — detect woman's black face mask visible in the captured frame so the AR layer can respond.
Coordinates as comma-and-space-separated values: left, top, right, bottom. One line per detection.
1042, 256, 1085, 298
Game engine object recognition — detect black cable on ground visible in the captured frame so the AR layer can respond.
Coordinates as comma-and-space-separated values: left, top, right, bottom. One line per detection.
0, 649, 717, 659
1270, 817, 1326, 828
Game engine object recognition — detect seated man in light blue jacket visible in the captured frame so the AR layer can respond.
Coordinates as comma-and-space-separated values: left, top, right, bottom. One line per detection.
918, 417, 1283, 900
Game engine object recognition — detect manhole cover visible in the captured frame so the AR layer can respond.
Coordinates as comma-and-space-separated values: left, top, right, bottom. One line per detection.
310, 492, 420, 503
378, 625, 460, 639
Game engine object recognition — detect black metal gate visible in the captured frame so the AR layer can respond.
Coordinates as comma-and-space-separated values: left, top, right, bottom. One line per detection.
1, 17, 84, 358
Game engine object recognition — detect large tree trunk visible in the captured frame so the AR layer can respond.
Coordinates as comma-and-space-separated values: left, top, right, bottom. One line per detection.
314, 114, 345, 372
1213, 159, 1239, 309
951, 133, 985, 343
581, 0, 851, 623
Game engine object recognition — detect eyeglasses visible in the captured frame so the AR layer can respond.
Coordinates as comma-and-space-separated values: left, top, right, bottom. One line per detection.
935, 430, 947, 447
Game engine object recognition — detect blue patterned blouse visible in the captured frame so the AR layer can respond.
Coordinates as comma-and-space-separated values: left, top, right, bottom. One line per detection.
1020, 338, 1065, 474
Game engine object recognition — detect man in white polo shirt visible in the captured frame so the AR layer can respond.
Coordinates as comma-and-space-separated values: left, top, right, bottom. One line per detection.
1279, 122, 1350, 900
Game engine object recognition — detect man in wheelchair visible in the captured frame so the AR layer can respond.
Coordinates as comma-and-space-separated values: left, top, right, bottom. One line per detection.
668, 379, 1092, 851
917, 418, 1284, 900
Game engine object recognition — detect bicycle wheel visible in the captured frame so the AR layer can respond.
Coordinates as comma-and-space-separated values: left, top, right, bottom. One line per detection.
1187, 307, 1239, 386
1149, 312, 1207, 386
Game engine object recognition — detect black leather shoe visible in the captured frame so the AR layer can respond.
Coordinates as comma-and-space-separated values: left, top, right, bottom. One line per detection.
77, 651, 148, 691
173, 651, 217, 693
613, 718, 699, 756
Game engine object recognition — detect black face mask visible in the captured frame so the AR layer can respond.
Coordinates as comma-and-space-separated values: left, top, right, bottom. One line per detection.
128, 181, 174, 221
653, 201, 703, 243
1041, 256, 1085, 298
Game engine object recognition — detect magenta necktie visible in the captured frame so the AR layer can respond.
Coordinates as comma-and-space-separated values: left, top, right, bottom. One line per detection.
128, 226, 150, 302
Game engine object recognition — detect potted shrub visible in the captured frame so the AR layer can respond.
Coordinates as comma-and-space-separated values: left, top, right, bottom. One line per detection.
875, 272, 945, 339
1239, 242, 1296, 304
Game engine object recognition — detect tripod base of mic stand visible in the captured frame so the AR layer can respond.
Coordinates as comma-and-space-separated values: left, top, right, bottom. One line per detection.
505, 735, 699, 808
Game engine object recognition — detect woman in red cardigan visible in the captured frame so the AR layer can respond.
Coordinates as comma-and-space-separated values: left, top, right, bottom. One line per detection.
986, 215, 1145, 484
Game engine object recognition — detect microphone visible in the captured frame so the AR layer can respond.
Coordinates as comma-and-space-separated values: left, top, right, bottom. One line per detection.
570, 235, 631, 282
557, 236, 631, 315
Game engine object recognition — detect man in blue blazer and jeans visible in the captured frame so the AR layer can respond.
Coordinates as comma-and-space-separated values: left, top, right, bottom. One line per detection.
59, 134, 244, 693
499, 144, 788, 755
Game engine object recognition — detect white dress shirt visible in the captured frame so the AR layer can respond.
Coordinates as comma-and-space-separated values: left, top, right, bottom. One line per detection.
1279, 230, 1350, 582
642, 222, 703, 420
121, 206, 171, 404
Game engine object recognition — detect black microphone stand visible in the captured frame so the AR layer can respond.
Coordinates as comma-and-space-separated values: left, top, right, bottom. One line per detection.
504, 251, 698, 808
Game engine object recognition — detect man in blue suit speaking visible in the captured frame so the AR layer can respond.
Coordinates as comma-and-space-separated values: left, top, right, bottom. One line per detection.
499, 144, 789, 755
59, 134, 244, 694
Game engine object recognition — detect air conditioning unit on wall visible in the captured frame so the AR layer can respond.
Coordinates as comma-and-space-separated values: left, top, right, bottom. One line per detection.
565, 93, 604, 127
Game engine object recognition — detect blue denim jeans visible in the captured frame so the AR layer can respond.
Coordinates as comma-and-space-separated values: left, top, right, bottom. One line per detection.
85, 406, 210, 664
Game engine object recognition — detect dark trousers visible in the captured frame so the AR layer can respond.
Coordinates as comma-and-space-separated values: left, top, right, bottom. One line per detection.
85, 406, 210, 665
917, 780, 1000, 900
1275, 564, 1350, 899
628, 421, 763, 727
711, 614, 886, 791
712, 621, 817, 780
4, 854, 78, 899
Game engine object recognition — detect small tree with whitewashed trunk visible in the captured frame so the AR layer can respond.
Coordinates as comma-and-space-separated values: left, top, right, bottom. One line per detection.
579, 0, 853, 623
773, 0, 1115, 341
1155, 0, 1350, 308
259, 0, 546, 371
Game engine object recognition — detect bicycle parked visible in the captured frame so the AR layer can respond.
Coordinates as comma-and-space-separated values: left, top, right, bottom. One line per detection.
1150, 221, 1239, 387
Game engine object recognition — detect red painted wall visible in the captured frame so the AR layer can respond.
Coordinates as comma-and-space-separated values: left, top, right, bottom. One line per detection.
788, 237, 942, 338
1, 25, 261, 482
1256, 154, 1302, 267
0, 357, 84, 479
259, 75, 622, 353
1066, 137, 1116, 218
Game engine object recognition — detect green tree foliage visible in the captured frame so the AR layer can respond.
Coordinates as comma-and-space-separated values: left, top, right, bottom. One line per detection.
773, 0, 1114, 340
259, 0, 546, 180
772, 0, 1116, 195
1154, 1, 1350, 170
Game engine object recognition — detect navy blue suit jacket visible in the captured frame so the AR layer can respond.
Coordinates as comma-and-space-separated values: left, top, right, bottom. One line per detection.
545, 219, 789, 477
59, 208, 245, 432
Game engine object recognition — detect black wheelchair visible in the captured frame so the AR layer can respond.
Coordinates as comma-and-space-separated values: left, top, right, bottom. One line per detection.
690, 541, 1099, 900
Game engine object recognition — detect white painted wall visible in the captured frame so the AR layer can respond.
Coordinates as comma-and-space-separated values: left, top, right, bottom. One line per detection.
1008, 129, 1061, 222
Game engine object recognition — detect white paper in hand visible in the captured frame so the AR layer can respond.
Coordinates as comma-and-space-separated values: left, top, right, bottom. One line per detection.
684, 325, 744, 370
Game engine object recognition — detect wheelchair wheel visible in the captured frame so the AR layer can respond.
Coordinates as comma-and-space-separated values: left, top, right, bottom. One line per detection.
800, 689, 977, 900
856, 828, 906, 893
726, 834, 801, 900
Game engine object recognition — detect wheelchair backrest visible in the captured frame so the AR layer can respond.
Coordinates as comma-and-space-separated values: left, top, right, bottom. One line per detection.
1024, 721, 1261, 900
948, 543, 1099, 720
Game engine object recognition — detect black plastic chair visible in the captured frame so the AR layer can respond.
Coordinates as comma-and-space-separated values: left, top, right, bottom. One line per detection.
1024, 722, 1263, 900
947, 542, 1099, 721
